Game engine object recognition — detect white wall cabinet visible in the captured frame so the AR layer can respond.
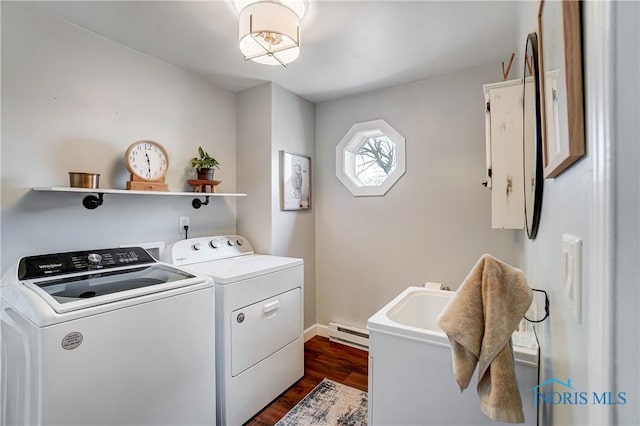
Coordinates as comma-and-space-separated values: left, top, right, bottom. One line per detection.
483, 79, 525, 229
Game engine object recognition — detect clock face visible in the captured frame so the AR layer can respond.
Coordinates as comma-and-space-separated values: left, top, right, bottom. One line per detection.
125, 141, 169, 181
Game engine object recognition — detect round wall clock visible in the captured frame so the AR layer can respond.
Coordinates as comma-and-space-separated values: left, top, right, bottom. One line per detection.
125, 140, 170, 191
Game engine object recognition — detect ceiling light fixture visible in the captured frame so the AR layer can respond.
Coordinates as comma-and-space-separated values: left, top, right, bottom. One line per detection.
235, 0, 307, 67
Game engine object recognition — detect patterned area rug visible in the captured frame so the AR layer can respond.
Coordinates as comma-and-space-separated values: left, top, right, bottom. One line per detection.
275, 379, 368, 426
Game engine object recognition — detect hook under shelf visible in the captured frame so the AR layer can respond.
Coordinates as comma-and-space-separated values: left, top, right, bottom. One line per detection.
82, 193, 104, 210
192, 196, 210, 209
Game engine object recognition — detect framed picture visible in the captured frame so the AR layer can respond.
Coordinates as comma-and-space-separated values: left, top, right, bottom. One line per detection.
537, 0, 585, 178
280, 151, 311, 211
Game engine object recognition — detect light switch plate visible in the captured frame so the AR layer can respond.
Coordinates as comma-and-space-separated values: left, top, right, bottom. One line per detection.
562, 234, 582, 323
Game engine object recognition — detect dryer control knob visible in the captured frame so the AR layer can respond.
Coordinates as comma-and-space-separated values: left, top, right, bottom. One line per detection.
236, 239, 244, 246
209, 240, 221, 249
87, 253, 102, 264
192, 243, 202, 251
227, 240, 236, 247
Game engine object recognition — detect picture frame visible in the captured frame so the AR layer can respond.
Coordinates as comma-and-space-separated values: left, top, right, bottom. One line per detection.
537, 0, 585, 178
280, 151, 311, 211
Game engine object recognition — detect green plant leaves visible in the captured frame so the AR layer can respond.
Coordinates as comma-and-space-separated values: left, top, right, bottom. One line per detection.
191, 146, 220, 171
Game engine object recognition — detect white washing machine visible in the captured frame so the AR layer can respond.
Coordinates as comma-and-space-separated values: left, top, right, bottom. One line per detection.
166, 235, 303, 426
1, 246, 216, 426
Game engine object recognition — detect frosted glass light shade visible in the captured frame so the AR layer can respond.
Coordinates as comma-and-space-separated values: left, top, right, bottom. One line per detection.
233, 0, 307, 19
238, 1, 300, 66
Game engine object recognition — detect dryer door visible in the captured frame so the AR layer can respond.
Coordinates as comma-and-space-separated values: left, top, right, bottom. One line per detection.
231, 287, 301, 377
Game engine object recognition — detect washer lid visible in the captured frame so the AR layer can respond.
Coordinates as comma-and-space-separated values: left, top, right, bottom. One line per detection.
184, 254, 303, 284
24, 263, 205, 314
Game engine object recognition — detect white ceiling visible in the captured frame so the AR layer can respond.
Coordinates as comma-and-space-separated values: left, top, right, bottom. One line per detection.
31, 1, 518, 103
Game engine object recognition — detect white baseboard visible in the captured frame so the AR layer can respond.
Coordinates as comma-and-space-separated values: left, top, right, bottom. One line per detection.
316, 323, 329, 337
303, 325, 316, 342
303, 323, 329, 342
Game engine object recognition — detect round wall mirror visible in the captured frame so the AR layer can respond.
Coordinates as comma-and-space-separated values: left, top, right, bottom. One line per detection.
523, 32, 544, 239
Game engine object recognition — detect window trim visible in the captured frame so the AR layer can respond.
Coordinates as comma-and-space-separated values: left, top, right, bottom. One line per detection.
336, 119, 406, 196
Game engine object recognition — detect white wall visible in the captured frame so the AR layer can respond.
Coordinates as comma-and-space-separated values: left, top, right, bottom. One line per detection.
517, 2, 590, 425
613, 1, 640, 424
236, 84, 272, 254
315, 64, 523, 329
271, 84, 316, 329
517, 2, 640, 424
237, 83, 316, 328
0, 3, 238, 271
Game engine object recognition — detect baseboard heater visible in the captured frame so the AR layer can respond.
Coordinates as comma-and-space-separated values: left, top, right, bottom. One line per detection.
328, 322, 369, 350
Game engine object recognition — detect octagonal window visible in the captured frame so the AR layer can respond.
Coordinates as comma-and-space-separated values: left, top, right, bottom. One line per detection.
336, 119, 406, 196
354, 136, 396, 186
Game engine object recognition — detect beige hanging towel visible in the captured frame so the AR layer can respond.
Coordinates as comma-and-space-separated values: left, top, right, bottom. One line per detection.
436, 254, 533, 423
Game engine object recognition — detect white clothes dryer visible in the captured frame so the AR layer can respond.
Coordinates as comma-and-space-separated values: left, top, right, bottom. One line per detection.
1, 246, 216, 426
166, 235, 303, 426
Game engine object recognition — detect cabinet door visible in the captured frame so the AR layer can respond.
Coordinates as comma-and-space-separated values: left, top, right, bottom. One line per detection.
486, 83, 525, 229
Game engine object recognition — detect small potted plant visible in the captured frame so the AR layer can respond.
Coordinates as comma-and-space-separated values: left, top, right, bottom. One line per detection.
191, 146, 220, 180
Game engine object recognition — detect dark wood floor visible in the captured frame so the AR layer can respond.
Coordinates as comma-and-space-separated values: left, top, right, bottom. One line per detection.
245, 336, 369, 426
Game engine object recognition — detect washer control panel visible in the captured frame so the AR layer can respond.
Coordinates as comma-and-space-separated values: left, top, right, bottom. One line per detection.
18, 247, 156, 280
167, 235, 254, 266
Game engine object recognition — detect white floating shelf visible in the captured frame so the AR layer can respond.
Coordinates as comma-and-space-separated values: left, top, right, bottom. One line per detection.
32, 186, 246, 209
33, 186, 246, 197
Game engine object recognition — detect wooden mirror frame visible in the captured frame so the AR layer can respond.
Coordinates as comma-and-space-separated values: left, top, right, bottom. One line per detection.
537, 0, 585, 178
